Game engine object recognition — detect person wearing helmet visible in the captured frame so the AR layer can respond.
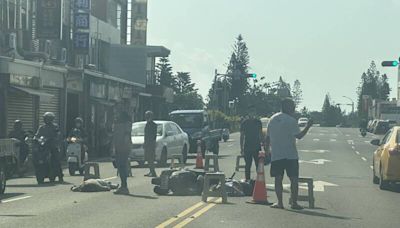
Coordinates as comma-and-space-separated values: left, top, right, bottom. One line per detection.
35, 112, 64, 182
9, 120, 29, 168
68, 117, 88, 162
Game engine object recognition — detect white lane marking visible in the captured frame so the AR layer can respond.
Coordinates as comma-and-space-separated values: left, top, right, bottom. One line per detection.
370, 166, 373, 170
351, 146, 355, 150
227, 144, 234, 147
299, 149, 329, 153
364, 141, 370, 144
355, 151, 360, 155
332, 134, 338, 137
347, 140, 354, 145
1, 195, 32, 203
319, 133, 325, 136
361, 157, 367, 162
103, 176, 117, 181
300, 159, 332, 165
313, 139, 320, 142
267, 180, 338, 192
346, 134, 351, 137
330, 139, 337, 142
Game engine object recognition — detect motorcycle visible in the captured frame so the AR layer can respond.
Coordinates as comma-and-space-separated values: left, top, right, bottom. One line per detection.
66, 137, 88, 176
32, 136, 52, 184
360, 128, 367, 137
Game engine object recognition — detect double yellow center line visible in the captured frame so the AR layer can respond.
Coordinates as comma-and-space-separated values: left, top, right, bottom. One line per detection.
155, 197, 221, 228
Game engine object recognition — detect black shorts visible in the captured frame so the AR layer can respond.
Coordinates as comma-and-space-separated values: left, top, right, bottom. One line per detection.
270, 159, 299, 178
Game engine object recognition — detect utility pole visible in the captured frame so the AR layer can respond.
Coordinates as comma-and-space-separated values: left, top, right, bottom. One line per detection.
342, 96, 354, 114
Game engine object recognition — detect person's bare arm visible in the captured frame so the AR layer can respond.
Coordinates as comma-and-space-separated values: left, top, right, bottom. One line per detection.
296, 120, 313, 140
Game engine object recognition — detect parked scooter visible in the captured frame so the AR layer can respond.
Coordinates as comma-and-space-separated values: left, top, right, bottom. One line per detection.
32, 136, 52, 184
66, 137, 88, 176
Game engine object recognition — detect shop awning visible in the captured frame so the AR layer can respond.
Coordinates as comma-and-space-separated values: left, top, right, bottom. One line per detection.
10, 86, 54, 103
93, 98, 115, 107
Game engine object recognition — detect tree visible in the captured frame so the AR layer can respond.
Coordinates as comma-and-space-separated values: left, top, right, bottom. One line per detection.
156, 57, 175, 89
321, 94, 343, 127
377, 74, 391, 101
175, 72, 196, 94
226, 35, 250, 115
172, 71, 204, 110
292, 79, 303, 108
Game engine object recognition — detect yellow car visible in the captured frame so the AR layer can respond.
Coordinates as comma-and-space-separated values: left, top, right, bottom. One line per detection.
371, 126, 400, 190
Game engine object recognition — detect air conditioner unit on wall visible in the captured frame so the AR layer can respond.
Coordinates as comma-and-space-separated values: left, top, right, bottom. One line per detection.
8, 33, 17, 49
60, 48, 67, 63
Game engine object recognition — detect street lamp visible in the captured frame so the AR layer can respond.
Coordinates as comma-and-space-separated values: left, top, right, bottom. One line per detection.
342, 96, 354, 114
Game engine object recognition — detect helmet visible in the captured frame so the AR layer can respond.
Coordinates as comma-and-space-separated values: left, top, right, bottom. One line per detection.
14, 120, 22, 128
43, 112, 55, 124
74, 117, 83, 124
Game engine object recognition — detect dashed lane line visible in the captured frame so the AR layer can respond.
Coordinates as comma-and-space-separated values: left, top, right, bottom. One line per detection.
370, 166, 373, 170
330, 139, 337, 142
103, 176, 118, 181
313, 139, 320, 142
355, 151, 360, 155
1, 195, 32, 203
361, 157, 367, 162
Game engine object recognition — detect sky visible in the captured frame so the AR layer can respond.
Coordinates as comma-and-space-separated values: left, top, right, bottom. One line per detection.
147, 0, 400, 112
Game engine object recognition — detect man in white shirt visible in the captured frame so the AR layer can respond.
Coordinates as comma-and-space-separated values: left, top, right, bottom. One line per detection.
265, 98, 313, 209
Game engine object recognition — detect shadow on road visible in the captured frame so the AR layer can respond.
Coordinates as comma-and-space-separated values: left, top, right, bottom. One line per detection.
0, 192, 25, 201
286, 209, 358, 220
121, 194, 159, 199
0, 214, 36, 217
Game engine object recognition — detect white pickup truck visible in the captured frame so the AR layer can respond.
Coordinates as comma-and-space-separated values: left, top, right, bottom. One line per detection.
0, 138, 19, 194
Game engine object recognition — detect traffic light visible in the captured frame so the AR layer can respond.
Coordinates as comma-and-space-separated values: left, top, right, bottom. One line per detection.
246, 73, 257, 78
381, 61, 399, 67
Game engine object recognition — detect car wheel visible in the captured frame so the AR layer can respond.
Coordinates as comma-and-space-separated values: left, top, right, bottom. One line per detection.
182, 144, 188, 164
0, 164, 7, 194
159, 148, 168, 167
379, 165, 390, 190
372, 162, 379, 184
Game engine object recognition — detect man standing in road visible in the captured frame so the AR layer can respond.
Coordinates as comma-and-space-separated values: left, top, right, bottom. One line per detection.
113, 111, 132, 195
144, 111, 157, 177
265, 98, 312, 210
240, 106, 263, 181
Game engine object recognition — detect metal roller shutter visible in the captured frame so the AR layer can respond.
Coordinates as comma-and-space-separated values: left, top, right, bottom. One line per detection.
7, 93, 36, 135
39, 87, 61, 126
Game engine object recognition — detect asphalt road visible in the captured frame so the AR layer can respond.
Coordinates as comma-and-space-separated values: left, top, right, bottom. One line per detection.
1, 127, 400, 228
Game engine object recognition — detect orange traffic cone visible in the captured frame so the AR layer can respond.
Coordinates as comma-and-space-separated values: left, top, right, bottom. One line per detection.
195, 140, 204, 169
247, 148, 272, 205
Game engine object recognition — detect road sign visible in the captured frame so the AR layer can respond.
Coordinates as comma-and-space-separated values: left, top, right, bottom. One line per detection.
299, 159, 332, 165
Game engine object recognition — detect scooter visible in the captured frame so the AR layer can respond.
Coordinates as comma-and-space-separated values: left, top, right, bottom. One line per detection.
32, 136, 52, 184
360, 128, 367, 137
66, 137, 88, 176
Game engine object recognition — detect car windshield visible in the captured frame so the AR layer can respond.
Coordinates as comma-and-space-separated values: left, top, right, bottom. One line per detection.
170, 114, 203, 129
131, 123, 163, 137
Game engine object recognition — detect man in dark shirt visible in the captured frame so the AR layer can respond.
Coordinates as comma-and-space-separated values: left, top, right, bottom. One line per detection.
9, 120, 29, 167
144, 111, 157, 177
240, 106, 263, 181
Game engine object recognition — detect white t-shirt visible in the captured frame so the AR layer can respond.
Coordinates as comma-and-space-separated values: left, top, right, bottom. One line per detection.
266, 112, 301, 161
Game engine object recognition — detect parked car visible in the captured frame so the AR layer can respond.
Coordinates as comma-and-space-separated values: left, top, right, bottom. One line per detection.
388, 120, 397, 129
0, 138, 20, 194
170, 110, 220, 155
369, 119, 379, 133
370, 126, 400, 190
373, 120, 390, 135
298, 117, 309, 127
130, 121, 189, 166
367, 120, 374, 132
